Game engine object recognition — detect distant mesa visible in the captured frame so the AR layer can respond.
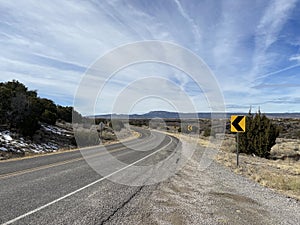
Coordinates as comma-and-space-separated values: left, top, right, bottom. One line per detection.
93, 111, 300, 119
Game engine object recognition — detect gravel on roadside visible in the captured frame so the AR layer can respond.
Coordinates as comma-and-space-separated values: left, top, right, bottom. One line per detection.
105, 138, 300, 225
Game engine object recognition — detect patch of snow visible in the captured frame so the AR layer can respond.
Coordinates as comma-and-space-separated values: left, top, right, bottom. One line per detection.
18, 142, 28, 147
0, 147, 7, 151
41, 124, 69, 136
0, 125, 74, 156
3, 134, 12, 141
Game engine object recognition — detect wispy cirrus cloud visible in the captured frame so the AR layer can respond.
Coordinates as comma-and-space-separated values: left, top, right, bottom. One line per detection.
290, 54, 300, 63
0, 0, 299, 113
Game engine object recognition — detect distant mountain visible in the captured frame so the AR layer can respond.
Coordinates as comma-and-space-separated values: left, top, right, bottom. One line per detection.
264, 113, 300, 119
94, 111, 300, 119
95, 111, 203, 119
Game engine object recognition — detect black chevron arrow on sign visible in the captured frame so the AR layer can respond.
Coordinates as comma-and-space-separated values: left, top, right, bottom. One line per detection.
232, 116, 244, 132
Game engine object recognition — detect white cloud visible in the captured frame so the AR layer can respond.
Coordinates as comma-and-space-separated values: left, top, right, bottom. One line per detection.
0, 56, 81, 104
0, 0, 299, 113
251, 0, 298, 76
255, 0, 297, 50
289, 55, 300, 62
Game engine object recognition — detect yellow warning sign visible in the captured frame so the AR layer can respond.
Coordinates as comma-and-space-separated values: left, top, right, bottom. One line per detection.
231, 115, 246, 132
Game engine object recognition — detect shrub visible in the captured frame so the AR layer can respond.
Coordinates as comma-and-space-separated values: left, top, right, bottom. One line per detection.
203, 127, 215, 137
110, 120, 124, 131
41, 110, 57, 125
238, 110, 280, 158
74, 129, 100, 147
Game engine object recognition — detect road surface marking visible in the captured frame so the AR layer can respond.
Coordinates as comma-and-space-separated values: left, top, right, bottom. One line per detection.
2, 136, 173, 225
0, 130, 142, 163
0, 132, 154, 179
0, 131, 153, 179
0, 146, 127, 180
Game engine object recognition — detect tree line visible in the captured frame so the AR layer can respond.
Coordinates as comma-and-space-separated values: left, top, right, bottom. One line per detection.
0, 80, 82, 136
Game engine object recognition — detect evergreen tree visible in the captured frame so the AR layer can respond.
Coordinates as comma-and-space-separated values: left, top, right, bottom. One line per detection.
238, 109, 280, 158
0, 85, 12, 124
0, 80, 83, 137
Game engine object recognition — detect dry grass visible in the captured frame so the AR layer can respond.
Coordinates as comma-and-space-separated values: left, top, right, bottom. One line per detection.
158, 130, 300, 200
216, 135, 300, 200
271, 138, 300, 159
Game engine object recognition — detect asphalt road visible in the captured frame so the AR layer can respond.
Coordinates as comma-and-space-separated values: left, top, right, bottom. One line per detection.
0, 128, 180, 225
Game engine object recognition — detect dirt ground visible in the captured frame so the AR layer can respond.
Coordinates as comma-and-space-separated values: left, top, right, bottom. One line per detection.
216, 135, 300, 200
106, 134, 300, 225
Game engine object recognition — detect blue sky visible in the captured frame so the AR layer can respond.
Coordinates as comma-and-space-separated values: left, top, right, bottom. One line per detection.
0, 0, 300, 114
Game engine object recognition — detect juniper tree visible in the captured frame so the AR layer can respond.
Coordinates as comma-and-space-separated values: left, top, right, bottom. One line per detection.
237, 109, 279, 158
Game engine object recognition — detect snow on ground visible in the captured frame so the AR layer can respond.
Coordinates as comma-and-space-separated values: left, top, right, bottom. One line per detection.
41, 124, 72, 137
0, 147, 7, 151
0, 125, 71, 155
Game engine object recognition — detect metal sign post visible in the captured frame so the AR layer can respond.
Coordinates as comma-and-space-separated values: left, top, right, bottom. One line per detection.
231, 115, 246, 167
236, 132, 239, 166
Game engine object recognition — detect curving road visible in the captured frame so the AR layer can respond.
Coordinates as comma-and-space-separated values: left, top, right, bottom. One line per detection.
0, 128, 181, 225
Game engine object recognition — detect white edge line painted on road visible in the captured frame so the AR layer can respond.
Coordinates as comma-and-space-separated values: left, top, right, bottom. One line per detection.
2, 136, 173, 225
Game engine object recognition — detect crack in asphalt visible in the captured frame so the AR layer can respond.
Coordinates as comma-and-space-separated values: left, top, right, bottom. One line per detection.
101, 186, 144, 225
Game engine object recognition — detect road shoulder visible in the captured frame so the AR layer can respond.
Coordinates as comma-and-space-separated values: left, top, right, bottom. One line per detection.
104, 136, 300, 225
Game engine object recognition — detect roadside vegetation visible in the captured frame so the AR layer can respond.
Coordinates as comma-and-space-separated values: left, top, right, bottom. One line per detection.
238, 110, 280, 158
217, 137, 300, 200
150, 112, 299, 200
0, 80, 82, 137
216, 111, 300, 200
0, 81, 137, 159
1, 80, 299, 200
